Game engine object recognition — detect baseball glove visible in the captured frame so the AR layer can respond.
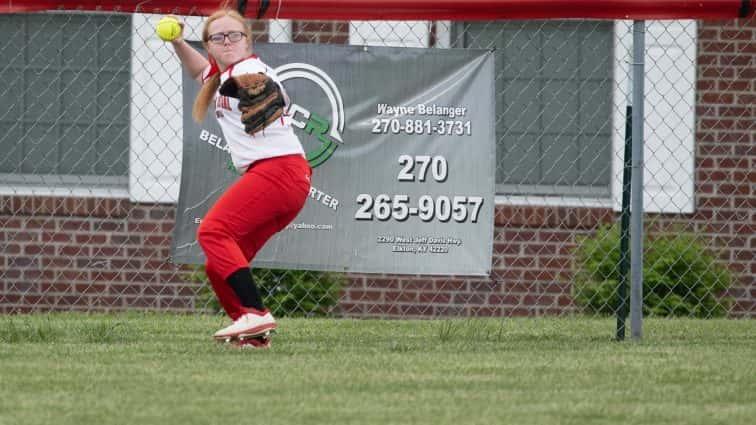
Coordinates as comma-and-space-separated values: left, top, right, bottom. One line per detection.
219, 72, 285, 135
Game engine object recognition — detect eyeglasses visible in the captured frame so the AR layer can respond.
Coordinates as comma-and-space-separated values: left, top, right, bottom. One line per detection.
207, 31, 247, 45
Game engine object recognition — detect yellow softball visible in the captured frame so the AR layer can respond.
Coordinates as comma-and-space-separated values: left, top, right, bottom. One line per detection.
156, 16, 182, 42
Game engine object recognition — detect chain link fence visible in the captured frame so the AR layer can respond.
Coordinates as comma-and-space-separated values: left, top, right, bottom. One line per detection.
0, 11, 753, 319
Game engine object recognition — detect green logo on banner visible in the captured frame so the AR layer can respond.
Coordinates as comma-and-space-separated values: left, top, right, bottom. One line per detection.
302, 113, 338, 167
277, 63, 345, 168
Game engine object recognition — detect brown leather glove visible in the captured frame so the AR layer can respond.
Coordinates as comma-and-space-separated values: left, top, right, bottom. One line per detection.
219, 73, 286, 135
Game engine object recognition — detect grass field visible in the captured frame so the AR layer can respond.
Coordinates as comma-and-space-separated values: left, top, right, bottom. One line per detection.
0, 313, 754, 425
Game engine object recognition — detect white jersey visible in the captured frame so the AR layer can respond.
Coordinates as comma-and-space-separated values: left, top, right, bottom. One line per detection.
200, 56, 305, 173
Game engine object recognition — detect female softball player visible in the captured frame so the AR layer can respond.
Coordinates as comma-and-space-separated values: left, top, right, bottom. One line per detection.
163, 9, 311, 347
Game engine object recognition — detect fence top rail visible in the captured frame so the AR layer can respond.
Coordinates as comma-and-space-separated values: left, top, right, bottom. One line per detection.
1, 0, 753, 20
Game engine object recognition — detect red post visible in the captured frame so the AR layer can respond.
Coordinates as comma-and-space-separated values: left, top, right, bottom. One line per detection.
1, 0, 752, 20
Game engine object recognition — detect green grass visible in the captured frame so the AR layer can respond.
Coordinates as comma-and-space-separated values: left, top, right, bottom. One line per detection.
0, 314, 754, 425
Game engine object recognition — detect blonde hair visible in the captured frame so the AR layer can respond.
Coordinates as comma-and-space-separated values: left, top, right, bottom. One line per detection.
192, 8, 253, 122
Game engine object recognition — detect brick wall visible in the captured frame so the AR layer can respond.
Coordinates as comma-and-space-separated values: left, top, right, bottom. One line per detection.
0, 197, 201, 313
693, 17, 755, 315
292, 21, 350, 44
0, 18, 753, 317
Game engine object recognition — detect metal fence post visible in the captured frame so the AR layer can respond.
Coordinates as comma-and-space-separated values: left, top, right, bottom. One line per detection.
630, 20, 645, 340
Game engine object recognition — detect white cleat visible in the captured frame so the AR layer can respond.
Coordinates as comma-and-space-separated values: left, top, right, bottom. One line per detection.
213, 309, 277, 341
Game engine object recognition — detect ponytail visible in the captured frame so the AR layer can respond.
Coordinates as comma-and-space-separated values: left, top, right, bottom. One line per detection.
192, 57, 221, 122
193, 73, 220, 123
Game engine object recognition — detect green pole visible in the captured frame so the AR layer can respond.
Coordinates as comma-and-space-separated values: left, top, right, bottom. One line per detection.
617, 105, 632, 341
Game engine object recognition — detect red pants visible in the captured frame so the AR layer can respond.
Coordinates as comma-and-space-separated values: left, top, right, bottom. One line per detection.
197, 154, 311, 320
